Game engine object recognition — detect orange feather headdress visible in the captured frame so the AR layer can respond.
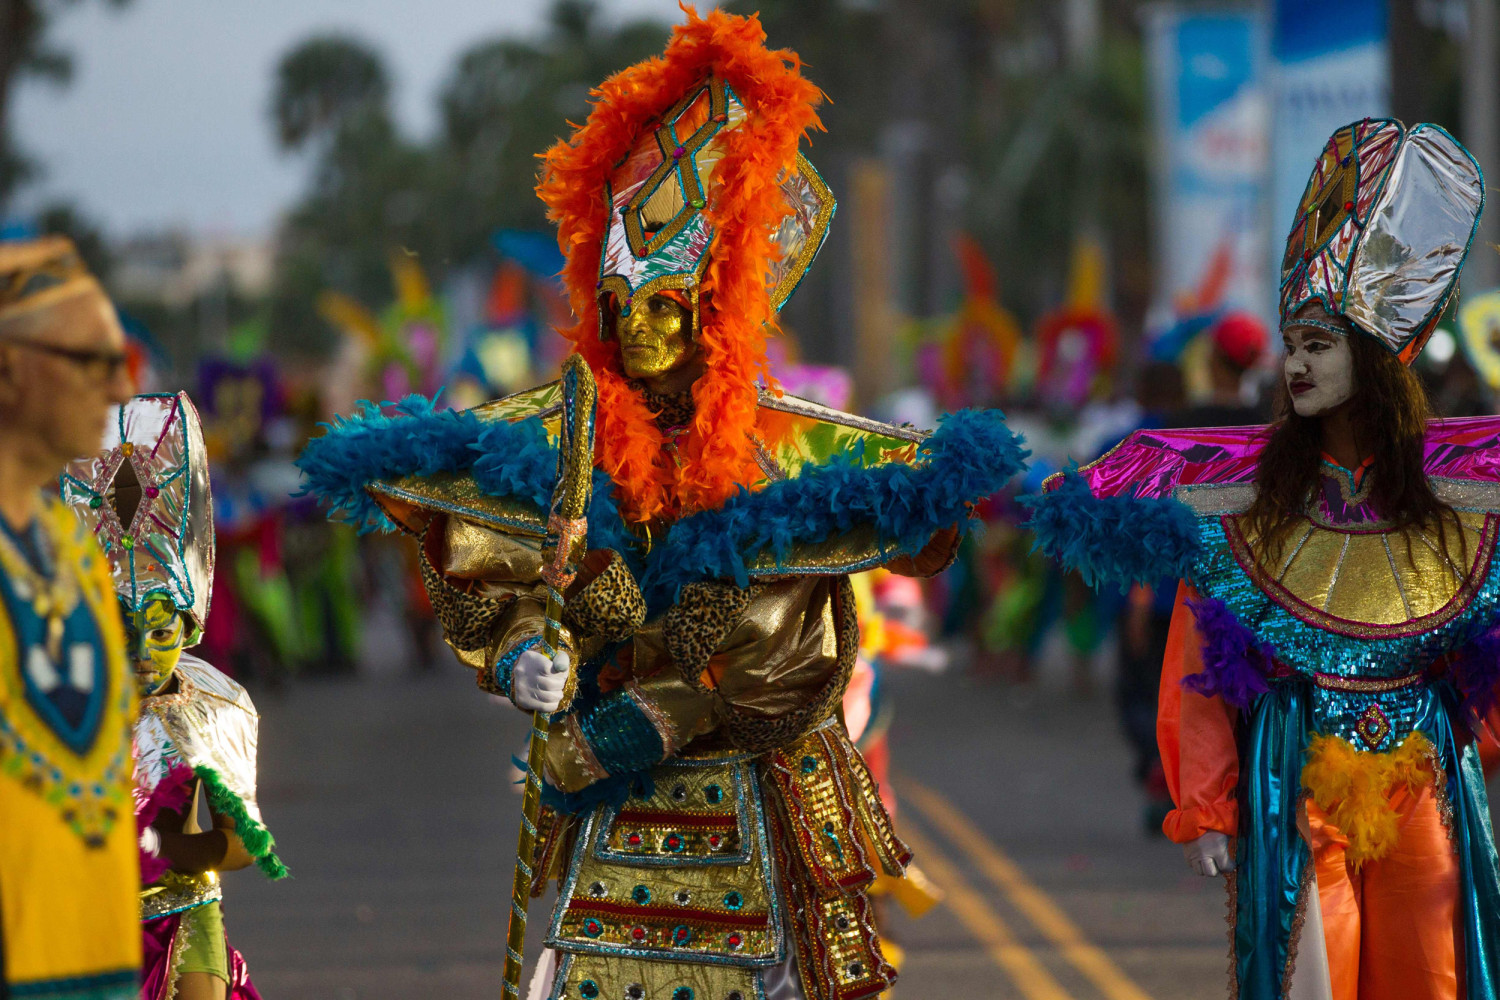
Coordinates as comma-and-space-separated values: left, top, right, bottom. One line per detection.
536, 7, 833, 524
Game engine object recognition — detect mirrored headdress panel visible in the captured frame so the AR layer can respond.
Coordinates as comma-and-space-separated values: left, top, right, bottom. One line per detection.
1280, 118, 1484, 364
597, 73, 835, 332
61, 391, 214, 637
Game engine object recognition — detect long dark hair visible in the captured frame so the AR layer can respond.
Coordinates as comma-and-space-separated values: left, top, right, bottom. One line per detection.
1245, 330, 1455, 559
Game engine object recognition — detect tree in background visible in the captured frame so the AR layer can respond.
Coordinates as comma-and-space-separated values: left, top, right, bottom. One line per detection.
265, 1, 666, 361
739, 0, 1149, 360
0, 0, 133, 207
0, 0, 132, 271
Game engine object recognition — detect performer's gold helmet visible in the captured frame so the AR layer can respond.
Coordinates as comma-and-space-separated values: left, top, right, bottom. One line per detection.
537, 6, 833, 523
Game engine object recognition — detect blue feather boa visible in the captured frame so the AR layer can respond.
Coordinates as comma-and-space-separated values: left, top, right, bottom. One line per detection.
297, 395, 1025, 609
1020, 471, 1201, 590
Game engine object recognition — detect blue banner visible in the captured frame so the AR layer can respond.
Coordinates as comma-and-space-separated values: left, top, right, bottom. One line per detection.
1145, 8, 1270, 326
1269, 0, 1389, 257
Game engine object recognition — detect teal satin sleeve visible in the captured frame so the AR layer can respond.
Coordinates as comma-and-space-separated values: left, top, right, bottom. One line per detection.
1433, 684, 1500, 1000
1234, 680, 1313, 997
1235, 680, 1500, 1000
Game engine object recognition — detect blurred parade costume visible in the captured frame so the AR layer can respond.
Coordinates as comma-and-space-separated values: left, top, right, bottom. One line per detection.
1026, 120, 1496, 999
0, 237, 140, 999
299, 10, 1023, 1000
986, 238, 1126, 685
62, 391, 287, 1000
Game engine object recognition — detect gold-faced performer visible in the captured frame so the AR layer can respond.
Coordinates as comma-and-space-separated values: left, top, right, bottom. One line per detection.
0, 236, 138, 999
62, 391, 287, 1000
298, 9, 1025, 999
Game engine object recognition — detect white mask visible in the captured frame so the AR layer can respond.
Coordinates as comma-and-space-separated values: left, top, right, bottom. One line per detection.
1282, 323, 1355, 417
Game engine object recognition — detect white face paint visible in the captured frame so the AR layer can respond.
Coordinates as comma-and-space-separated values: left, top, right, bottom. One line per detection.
1282, 323, 1355, 418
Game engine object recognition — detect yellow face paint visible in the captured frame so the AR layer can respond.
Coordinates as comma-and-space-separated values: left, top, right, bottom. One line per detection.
613, 293, 696, 380
123, 594, 187, 696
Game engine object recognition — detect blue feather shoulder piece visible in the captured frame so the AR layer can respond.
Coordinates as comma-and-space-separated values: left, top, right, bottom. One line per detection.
297, 385, 1027, 604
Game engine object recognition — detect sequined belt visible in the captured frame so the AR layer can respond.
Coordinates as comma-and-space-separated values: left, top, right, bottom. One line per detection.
1312, 670, 1426, 694
140, 869, 221, 921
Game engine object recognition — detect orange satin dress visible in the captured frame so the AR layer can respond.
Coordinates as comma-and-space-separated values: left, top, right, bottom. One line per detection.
1159, 582, 1462, 1000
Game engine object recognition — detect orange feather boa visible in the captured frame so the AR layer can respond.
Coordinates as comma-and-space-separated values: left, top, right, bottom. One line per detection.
535, 6, 825, 524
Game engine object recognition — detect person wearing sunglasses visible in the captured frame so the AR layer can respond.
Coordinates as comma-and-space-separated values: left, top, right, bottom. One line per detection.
0, 235, 140, 1000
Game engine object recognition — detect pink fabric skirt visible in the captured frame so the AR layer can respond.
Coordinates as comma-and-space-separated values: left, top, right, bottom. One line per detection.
141, 908, 261, 1000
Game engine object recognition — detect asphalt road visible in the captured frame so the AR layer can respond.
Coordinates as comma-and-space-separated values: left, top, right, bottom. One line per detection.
223, 642, 1244, 1000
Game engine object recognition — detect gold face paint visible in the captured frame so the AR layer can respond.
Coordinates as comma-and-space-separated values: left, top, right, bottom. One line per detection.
123, 595, 187, 696
613, 293, 697, 380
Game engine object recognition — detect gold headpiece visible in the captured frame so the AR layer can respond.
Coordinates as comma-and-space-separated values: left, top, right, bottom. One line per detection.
0, 235, 104, 323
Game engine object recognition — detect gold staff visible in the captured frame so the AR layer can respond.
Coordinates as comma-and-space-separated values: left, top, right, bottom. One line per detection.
504, 354, 597, 996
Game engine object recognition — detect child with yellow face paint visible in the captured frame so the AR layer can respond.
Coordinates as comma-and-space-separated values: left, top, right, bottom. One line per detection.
62, 392, 287, 1000
123, 595, 189, 697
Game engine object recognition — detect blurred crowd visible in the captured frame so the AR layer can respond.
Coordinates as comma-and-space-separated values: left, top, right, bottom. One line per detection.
117, 215, 1500, 843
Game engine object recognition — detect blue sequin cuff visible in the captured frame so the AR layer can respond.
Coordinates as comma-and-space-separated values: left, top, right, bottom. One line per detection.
483, 636, 540, 703
578, 689, 666, 777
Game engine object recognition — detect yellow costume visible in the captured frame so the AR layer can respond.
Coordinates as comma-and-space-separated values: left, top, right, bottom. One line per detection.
0, 498, 139, 998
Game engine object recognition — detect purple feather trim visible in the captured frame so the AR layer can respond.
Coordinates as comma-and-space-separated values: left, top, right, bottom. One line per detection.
1449, 624, 1500, 722
137, 760, 196, 885
1182, 597, 1276, 711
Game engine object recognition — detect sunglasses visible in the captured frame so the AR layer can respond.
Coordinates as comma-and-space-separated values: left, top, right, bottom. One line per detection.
7, 337, 130, 383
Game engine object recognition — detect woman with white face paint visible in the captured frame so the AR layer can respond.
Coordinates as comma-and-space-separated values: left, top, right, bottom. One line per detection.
1025, 119, 1500, 1000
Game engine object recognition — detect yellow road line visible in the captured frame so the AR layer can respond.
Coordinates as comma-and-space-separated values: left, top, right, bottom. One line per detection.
900, 823, 1076, 1000
904, 781, 1156, 1000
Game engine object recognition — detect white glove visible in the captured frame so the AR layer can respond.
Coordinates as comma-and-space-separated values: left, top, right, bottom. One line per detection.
511, 646, 571, 713
140, 826, 161, 856
1183, 831, 1235, 876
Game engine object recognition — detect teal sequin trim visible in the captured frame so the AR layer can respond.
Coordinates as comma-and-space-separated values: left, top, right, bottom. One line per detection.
1192, 518, 1500, 678
1190, 517, 1500, 750
488, 636, 540, 702
577, 689, 665, 777
9, 969, 138, 999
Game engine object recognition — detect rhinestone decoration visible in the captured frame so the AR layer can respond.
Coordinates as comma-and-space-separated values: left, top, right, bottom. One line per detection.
1354, 704, 1392, 750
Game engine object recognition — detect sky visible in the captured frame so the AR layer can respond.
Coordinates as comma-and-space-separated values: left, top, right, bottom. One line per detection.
10, 0, 704, 239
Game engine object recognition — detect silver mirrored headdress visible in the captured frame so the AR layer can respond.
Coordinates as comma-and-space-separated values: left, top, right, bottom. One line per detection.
1279, 118, 1484, 364
61, 391, 215, 638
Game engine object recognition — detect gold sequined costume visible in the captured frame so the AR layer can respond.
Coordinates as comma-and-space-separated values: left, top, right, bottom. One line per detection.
297, 10, 1026, 999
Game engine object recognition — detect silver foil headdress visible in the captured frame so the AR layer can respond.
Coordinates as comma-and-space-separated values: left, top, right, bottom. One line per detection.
61, 391, 215, 638
1280, 118, 1484, 364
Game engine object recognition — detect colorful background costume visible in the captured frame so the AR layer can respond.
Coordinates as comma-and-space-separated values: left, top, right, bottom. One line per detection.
61, 391, 286, 1000
1024, 119, 1495, 1000
0, 237, 140, 1000
298, 10, 1025, 999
